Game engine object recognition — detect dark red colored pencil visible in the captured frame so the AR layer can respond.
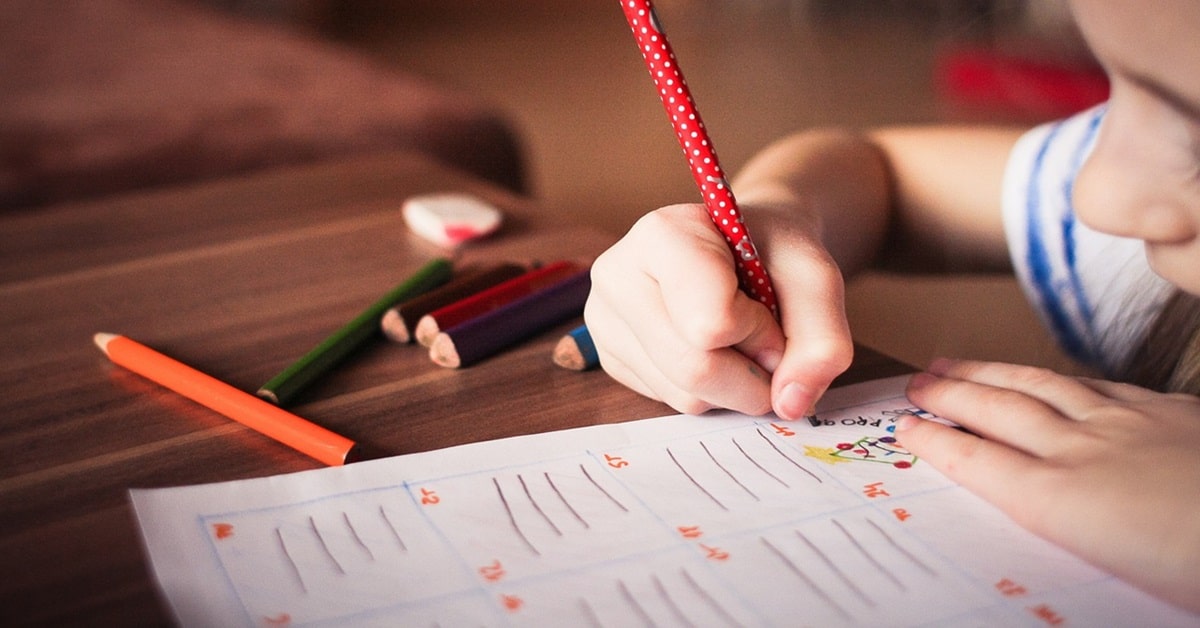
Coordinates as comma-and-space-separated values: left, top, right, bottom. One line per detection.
413, 260, 582, 347
381, 262, 526, 343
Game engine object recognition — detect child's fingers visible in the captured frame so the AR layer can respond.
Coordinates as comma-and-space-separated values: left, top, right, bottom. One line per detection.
766, 244, 854, 420
593, 343, 716, 415
618, 206, 783, 412
585, 283, 773, 416
904, 370, 1086, 458
641, 206, 782, 353
588, 203, 791, 416
728, 300, 785, 375
584, 297, 690, 409
633, 296, 775, 416
893, 414, 1050, 530
927, 358, 1130, 420
1074, 376, 1188, 403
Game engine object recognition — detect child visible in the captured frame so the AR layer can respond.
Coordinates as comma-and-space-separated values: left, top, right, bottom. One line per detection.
584, 0, 1200, 612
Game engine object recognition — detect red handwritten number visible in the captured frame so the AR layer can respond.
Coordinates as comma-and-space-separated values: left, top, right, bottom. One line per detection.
212, 523, 234, 540
996, 578, 1028, 597
502, 594, 523, 611
892, 508, 911, 522
479, 560, 506, 582
262, 613, 291, 626
700, 544, 730, 561
678, 525, 703, 539
604, 454, 629, 469
770, 423, 795, 437
420, 488, 440, 505
863, 482, 890, 498
1029, 604, 1065, 625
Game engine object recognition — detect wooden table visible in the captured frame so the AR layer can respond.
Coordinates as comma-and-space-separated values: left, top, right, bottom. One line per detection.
0, 151, 910, 626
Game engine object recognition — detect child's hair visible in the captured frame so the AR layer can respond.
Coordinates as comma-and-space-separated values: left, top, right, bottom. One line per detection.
1123, 291, 1200, 394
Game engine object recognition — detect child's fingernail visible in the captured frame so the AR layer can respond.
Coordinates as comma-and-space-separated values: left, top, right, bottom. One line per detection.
907, 371, 938, 391
776, 382, 810, 421
927, 357, 955, 375
894, 413, 920, 431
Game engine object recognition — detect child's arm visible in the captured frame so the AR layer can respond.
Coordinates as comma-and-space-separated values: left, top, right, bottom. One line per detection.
585, 126, 1023, 419
734, 126, 1022, 276
899, 358, 1200, 613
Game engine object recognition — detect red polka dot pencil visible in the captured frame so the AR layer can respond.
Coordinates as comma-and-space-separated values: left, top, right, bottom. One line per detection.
619, 0, 778, 317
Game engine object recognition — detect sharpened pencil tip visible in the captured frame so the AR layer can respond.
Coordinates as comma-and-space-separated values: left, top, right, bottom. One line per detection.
429, 333, 462, 369
552, 335, 585, 371
380, 308, 410, 343
94, 332, 117, 353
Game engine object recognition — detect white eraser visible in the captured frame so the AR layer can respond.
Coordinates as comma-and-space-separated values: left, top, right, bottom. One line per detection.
402, 193, 503, 247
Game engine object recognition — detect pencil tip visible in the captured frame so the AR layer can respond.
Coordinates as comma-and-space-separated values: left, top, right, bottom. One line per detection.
380, 309, 410, 343
93, 332, 117, 353
552, 335, 585, 371
257, 389, 281, 405
414, 316, 438, 347
429, 334, 461, 368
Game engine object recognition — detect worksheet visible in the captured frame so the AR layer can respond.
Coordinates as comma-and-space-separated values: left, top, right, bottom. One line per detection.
130, 376, 1196, 627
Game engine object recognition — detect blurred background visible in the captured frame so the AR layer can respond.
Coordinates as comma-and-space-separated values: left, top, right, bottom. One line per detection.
11, 0, 1105, 374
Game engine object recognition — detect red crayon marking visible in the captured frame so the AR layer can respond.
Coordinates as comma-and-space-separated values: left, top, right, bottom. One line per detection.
605, 454, 630, 469
479, 560, 506, 582
996, 578, 1029, 597
212, 523, 234, 540
1029, 604, 1066, 625
770, 423, 795, 437
863, 482, 890, 498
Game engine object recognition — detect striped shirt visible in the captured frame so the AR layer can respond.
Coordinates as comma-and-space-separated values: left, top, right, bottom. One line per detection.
1001, 105, 1173, 376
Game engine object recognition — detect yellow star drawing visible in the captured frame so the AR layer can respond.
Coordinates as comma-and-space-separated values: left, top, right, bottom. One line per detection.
803, 445, 851, 465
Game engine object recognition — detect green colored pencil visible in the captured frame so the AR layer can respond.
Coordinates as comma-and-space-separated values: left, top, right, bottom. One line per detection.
258, 257, 453, 405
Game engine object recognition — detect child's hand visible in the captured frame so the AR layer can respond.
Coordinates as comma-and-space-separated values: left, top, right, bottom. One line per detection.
584, 203, 853, 419
897, 358, 1200, 612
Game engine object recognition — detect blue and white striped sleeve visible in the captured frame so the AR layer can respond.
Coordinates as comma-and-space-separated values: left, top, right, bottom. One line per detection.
1001, 105, 1173, 376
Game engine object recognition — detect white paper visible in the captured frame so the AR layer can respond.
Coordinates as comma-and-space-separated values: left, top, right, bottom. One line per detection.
129, 376, 1196, 627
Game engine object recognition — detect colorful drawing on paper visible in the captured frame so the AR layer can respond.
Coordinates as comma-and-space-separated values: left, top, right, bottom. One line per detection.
823, 435, 917, 469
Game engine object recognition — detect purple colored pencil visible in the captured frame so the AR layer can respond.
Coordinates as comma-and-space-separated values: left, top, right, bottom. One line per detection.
429, 269, 591, 368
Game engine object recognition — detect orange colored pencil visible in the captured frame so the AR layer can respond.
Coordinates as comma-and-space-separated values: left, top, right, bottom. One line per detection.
94, 333, 360, 466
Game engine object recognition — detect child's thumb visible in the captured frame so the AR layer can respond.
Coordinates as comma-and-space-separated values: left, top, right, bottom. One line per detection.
770, 297, 854, 420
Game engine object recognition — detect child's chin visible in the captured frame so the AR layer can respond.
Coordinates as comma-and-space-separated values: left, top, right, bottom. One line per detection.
1145, 246, 1200, 295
